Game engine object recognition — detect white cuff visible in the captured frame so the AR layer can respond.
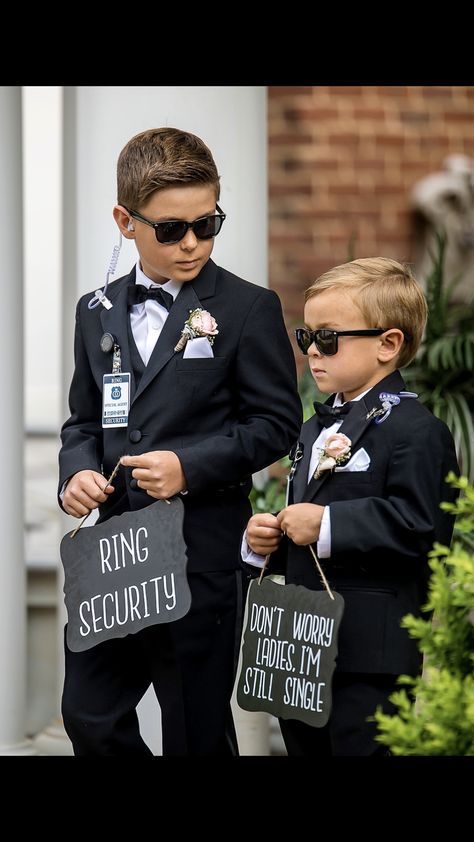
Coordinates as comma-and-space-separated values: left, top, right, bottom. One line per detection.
241, 531, 267, 569
316, 506, 331, 558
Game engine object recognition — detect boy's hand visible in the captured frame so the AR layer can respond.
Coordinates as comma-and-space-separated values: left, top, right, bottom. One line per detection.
247, 513, 282, 555
277, 504, 325, 546
121, 451, 186, 499
63, 470, 115, 517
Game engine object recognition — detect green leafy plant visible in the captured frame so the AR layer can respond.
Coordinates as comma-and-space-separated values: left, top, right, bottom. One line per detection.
374, 474, 474, 755
403, 232, 474, 481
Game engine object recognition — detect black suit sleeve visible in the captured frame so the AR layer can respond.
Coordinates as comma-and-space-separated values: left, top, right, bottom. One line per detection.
58, 301, 104, 501
174, 289, 302, 492
329, 415, 459, 560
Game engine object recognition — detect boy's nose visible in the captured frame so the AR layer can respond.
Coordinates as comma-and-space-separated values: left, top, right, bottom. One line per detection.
308, 342, 321, 357
180, 228, 198, 249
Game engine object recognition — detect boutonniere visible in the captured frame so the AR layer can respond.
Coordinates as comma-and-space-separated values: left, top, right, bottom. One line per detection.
174, 308, 219, 352
314, 433, 351, 480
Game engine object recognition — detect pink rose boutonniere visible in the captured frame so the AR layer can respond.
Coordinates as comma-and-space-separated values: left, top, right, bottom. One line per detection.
174, 308, 219, 352
314, 433, 352, 480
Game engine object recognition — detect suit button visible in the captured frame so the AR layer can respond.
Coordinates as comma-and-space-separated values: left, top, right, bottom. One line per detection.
130, 478, 139, 490
129, 429, 142, 443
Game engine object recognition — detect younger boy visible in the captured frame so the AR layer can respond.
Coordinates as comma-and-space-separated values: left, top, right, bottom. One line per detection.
59, 128, 302, 755
245, 257, 459, 756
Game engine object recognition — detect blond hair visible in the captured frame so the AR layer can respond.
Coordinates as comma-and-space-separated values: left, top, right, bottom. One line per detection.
117, 128, 220, 209
305, 257, 427, 368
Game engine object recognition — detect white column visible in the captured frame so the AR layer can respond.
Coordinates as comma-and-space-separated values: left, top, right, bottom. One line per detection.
33, 85, 74, 754
0, 86, 34, 754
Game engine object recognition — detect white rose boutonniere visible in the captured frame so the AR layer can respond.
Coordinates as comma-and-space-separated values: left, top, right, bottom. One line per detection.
174, 308, 219, 352
314, 433, 352, 480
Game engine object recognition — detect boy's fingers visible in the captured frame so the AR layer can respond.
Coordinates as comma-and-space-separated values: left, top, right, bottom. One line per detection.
121, 455, 147, 468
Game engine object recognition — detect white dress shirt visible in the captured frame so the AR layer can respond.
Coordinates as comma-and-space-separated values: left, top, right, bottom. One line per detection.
130, 262, 182, 364
242, 389, 370, 568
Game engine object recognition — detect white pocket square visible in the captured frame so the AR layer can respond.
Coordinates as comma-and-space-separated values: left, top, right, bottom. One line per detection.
182, 337, 214, 359
335, 447, 371, 472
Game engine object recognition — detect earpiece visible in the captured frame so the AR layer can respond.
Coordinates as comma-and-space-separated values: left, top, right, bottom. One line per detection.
127, 220, 135, 231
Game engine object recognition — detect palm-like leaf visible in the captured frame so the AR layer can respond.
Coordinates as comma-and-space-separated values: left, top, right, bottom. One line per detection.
404, 232, 474, 482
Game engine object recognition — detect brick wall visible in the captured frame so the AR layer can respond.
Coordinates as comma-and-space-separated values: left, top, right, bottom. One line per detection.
268, 85, 474, 361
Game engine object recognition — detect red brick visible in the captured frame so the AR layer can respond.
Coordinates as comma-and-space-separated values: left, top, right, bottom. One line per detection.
284, 108, 339, 120
375, 135, 404, 146
377, 87, 407, 96
418, 136, 450, 147
269, 185, 312, 197
444, 111, 474, 122
269, 233, 313, 245
354, 160, 385, 169
328, 184, 362, 195
328, 87, 364, 95
399, 111, 431, 124
328, 133, 360, 145
373, 184, 406, 194
422, 87, 453, 98
353, 108, 386, 119
269, 133, 313, 145
269, 87, 313, 96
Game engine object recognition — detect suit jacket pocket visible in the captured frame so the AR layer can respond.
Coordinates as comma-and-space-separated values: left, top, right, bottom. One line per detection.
175, 356, 228, 372
330, 471, 373, 484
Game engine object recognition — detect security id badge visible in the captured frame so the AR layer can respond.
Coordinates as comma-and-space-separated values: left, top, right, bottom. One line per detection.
102, 373, 130, 427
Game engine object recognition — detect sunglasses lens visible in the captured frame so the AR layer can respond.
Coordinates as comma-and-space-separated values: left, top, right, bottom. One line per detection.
315, 330, 337, 355
155, 221, 188, 244
194, 215, 224, 240
295, 329, 338, 355
295, 329, 312, 354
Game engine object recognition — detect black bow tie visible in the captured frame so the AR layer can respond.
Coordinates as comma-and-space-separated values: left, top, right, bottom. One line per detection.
127, 284, 174, 311
313, 401, 354, 427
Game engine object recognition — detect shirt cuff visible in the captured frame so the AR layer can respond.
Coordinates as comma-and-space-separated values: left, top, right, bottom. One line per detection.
316, 506, 331, 558
241, 531, 267, 569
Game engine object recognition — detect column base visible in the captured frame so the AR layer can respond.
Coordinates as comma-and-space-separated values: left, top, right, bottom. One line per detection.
0, 738, 37, 755
31, 718, 74, 756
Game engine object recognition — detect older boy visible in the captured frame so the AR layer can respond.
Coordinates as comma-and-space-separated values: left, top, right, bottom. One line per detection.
246, 257, 459, 756
59, 128, 302, 755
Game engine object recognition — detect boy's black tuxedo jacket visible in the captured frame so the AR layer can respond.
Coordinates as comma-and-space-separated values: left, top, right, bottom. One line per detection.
59, 259, 302, 573
270, 370, 459, 677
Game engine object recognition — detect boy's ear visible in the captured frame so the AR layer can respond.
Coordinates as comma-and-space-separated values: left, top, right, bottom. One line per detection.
377, 328, 405, 363
113, 205, 135, 238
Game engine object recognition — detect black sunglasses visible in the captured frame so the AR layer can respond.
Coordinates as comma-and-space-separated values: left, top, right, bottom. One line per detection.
295, 328, 387, 356
125, 204, 226, 245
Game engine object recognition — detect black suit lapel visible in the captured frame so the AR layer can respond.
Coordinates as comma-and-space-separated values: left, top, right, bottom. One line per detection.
292, 415, 320, 502
100, 275, 135, 392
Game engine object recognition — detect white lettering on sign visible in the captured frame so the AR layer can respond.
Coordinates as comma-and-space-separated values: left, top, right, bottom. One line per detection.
78, 573, 177, 637
99, 527, 149, 574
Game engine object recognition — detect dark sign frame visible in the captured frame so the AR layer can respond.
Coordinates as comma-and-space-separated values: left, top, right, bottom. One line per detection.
60, 498, 191, 652
237, 578, 345, 727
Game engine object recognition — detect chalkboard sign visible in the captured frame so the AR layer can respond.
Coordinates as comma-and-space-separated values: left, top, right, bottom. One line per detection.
237, 579, 345, 727
60, 497, 191, 652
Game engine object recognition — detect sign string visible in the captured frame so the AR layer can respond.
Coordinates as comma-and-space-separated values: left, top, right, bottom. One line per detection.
258, 544, 334, 600
70, 458, 123, 538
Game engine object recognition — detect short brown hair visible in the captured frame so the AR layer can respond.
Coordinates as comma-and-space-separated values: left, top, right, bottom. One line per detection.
117, 127, 220, 209
305, 257, 427, 368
